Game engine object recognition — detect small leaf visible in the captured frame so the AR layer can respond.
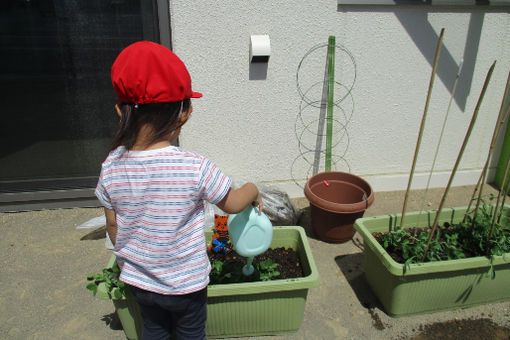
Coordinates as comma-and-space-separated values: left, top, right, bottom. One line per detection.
86, 282, 98, 295
112, 289, 122, 299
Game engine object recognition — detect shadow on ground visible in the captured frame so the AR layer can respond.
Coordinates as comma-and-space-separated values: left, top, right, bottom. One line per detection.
296, 205, 321, 241
101, 312, 123, 331
406, 318, 510, 340
335, 253, 387, 331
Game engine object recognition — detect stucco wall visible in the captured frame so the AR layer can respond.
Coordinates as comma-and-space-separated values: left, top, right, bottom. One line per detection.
170, 1, 510, 197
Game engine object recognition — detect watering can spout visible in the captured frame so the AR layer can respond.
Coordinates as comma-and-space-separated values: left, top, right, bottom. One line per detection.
228, 206, 273, 276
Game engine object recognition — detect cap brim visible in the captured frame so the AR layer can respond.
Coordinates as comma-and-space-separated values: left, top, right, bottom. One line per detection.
191, 91, 203, 98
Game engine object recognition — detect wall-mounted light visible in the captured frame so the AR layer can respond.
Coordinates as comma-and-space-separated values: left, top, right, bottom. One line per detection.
250, 35, 271, 63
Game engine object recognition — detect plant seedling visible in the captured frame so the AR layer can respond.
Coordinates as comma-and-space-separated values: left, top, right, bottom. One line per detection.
86, 262, 126, 299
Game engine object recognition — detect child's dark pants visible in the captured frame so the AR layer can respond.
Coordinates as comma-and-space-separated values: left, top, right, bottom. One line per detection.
129, 285, 207, 340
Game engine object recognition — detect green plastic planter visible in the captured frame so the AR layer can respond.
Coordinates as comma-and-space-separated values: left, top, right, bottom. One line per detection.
354, 207, 510, 317
95, 255, 143, 340
97, 226, 320, 339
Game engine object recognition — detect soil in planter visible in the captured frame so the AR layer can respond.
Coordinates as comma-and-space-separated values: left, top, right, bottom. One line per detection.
207, 247, 304, 284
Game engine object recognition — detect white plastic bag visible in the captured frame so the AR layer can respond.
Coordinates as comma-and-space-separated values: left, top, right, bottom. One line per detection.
204, 181, 301, 226
258, 183, 302, 226
76, 215, 106, 229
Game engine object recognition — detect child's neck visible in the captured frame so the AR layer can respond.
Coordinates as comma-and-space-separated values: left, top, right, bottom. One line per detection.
130, 124, 179, 151
131, 140, 170, 151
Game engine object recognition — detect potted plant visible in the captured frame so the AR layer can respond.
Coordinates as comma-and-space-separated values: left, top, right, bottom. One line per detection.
86, 226, 320, 339
86, 261, 143, 340
354, 55, 510, 316
355, 201, 510, 317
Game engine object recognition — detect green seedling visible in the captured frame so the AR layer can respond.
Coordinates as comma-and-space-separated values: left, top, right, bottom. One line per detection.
86, 262, 127, 299
377, 197, 510, 268
209, 258, 281, 284
257, 259, 281, 281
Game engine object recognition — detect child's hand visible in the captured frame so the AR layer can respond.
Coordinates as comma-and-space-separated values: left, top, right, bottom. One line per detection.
252, 192, 263, 215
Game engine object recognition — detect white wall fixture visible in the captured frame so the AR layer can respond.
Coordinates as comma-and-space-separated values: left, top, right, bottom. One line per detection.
249, 35, 271, 63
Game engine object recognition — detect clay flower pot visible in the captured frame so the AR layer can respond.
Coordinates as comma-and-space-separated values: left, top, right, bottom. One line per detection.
304, 171, 374, 243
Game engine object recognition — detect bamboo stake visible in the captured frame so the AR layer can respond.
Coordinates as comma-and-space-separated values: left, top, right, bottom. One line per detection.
463, 174, 482, 223
497, 156, 510, 225
400, 28, 444, 227
471, 166, 488, 224
492, 72, 510, 227
472, 73, 510, 226
492, 153, 510, 236
416, 59, 464, 228
466, 107, 510, 223
422, 61, 496, 261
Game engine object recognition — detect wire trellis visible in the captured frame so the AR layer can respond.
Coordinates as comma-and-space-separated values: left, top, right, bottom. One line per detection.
291, 41, 357, 188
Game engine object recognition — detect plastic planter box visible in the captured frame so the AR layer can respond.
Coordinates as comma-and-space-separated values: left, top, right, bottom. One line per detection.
354, 206, 510, 317
95, 255, 143, 340
97, 226, 320, 339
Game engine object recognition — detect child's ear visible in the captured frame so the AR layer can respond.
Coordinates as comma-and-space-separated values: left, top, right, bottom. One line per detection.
179, 105, 193, 124
114, 104, 122, 118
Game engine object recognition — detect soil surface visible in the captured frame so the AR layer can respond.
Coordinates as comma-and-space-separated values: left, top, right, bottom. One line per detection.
207, 247, 304, 283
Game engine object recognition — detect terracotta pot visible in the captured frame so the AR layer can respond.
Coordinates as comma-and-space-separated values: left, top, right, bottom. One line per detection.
304, 171, 374, 243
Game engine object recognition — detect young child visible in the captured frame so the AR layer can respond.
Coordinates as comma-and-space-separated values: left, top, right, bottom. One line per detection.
95, 41, 263, 340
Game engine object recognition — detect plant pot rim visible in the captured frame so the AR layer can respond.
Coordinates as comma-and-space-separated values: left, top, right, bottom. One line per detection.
304, 171, 374, 214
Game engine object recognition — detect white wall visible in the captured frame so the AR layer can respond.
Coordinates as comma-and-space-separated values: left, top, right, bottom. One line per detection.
170, 1, 510, 197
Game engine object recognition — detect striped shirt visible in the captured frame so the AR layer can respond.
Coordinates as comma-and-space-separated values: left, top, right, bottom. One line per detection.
95, 145, 231, 295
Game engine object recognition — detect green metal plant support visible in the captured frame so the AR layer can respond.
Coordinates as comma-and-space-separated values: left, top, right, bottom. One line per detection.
325, 36, 335, 171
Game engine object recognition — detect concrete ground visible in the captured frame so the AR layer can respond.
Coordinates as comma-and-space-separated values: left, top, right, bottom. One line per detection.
1, 185, 510, 339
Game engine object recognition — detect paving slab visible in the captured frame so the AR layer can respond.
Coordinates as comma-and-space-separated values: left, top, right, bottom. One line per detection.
1, 185, 509, 339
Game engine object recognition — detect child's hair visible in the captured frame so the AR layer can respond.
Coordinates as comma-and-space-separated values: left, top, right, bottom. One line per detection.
110, 99, 191, 151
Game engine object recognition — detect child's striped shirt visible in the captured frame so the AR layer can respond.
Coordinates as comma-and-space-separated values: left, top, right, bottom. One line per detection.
95, 145, 231, 295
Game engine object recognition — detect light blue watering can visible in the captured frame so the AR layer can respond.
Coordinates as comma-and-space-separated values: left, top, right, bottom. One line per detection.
228, 206, 273, 276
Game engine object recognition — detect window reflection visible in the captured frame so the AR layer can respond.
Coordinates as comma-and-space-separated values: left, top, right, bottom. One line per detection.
0, 0, 158, 192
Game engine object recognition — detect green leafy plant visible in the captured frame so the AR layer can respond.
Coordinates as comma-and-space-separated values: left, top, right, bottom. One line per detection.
257, 259, 281, 281
86, 262, 127, 299
209, 260, 243, 284
209, 258, 281, 284
375, 197, 510, 268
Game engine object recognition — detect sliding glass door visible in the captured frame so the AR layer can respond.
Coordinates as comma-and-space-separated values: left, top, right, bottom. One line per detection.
0, 0, 169, 210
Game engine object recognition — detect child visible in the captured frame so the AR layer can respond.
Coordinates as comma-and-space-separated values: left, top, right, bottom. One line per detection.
95, 41, 263, 340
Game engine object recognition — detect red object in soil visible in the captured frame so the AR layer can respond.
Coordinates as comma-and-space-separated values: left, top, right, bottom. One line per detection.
304, 171, 374, 243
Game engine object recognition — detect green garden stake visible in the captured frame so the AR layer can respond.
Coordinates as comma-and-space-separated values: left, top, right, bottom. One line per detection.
325, 35, 335, 172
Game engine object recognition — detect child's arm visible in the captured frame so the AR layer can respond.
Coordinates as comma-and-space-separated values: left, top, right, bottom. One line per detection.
104, 208, 118, 245
216, 182, 263, 214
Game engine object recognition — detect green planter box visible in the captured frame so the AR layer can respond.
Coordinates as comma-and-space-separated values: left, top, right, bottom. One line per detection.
97, 226, 320, 339
354, 207, 510, 317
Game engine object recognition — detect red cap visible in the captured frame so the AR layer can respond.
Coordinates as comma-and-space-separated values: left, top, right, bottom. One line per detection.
111, 41, 202, 104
